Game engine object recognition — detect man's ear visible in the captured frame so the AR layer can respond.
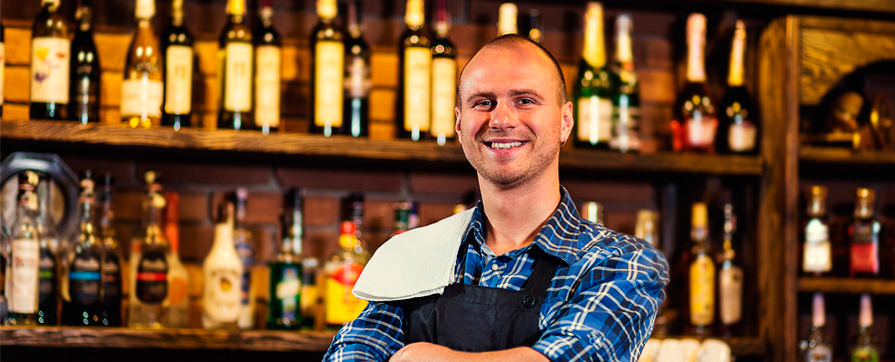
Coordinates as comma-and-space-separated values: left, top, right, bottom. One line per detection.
561, 101, 574, 143
455, 106, 462, 140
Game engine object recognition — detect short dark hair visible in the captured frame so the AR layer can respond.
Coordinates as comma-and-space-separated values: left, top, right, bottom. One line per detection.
458, 34, 569, 105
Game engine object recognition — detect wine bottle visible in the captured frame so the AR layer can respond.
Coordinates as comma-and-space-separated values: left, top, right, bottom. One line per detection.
62, 171, 105, 326
203, 202, 242, 330
717, 20, 759, 154
392, 201, 413, 236
573, 2, 618, 149
497, 3, 518, 36
268, 189, 304, 330
70, 0, 101, 125
804, 293, 833, 362
98, 174, 122, 326
689, 202, 715, 338
5, 172, 41, 326
218, 0, 254, 131
121, 0, 164, 128
342, 0, 371, 138
849, 188, 880, 278
161, 0, 194, 130
232, 189, 256, 330
850, 294, 880, 362
671, 13, 717, 153
308, 0, 344, 137
610, 13, 641, 153
396, 0, 431, 141
429, 0, 457, 146
35, 173, 59, 325
719, 202, 743, 336
253, 0, 282, 135
30, 0, 70, 120
162, 191, 189, 328
803, 186, 832, 276
128, 171, 169, 328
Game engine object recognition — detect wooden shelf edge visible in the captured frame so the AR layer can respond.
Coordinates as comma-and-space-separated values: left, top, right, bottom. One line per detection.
0, 326, 336, 352
798, 277, 895, 294
800, 146, 895, 165
659, 336, 765, 356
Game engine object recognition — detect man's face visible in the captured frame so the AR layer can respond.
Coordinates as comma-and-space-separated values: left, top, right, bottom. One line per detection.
455, 43, 573, 189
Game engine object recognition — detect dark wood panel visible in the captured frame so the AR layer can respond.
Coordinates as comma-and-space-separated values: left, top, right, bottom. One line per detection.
800, 146, 895, 165
799, 277, 895, 294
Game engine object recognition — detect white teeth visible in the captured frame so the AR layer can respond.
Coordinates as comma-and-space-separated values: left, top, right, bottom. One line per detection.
490, 142, 523, 150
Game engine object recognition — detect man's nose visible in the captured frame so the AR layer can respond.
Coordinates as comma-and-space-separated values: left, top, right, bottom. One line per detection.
488, 101, 519, 130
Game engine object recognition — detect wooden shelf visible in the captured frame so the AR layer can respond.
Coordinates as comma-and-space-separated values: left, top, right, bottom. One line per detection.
0, 120, 764, 176
0, 326, 335, 352
662, 336, 766, 356
800, 146, 895, 166
798, 277, 895, 294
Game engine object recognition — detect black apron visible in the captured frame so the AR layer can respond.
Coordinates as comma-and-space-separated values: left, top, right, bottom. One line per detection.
400, 248, 561, 352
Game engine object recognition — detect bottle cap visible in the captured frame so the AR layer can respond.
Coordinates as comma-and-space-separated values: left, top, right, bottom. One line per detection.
498, 2, 518, 35
811, 293, 825, 327
809, 185, 827, 197
856, 188, 875, 200
135, 0, 155, 19
405, 0, 425, 27
317, 0, 337, 20
692, 202, 708, 227
340, 221, 357, 236
859, 293, 873, 328
227, 0, 246, 16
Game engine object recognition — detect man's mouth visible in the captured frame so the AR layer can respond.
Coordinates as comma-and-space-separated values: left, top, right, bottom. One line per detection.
487, 141, 525, 150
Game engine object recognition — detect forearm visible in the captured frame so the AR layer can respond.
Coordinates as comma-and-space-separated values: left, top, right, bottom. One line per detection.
391, 342, 550, 362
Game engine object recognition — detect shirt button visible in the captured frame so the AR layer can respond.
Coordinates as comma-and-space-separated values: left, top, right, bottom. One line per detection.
490, 263, 500, 271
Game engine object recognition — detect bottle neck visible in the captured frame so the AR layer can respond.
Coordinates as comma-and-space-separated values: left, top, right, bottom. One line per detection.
78, 7, 93, 32
234, 200, 247, 228
347, 2, 362, 38
288, 209, 303, 255
405, 0, 425, 30
856, 200, 873, 219
79, 199, 95, 237
807, 197, 825, 217
261, 7, 274, 28
582, 10, 605, 68
686, 25, 707, 82
812, 293, 825, 328
691, 225, 707, 244
728, 27, 746, 86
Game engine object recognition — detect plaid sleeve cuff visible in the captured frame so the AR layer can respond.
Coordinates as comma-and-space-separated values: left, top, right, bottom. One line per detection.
532, 330, 604, 362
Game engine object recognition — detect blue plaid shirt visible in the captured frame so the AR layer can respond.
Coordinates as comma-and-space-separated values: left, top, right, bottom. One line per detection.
323, 187, 669, 362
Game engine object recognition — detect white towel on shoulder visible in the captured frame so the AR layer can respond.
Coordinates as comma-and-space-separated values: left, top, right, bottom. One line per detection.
352, 208, 475, 302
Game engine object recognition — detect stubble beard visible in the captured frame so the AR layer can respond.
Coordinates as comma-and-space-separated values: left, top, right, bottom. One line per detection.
464, 137, 561, 189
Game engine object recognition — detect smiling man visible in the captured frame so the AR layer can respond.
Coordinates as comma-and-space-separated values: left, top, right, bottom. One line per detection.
323, 34, 668, 362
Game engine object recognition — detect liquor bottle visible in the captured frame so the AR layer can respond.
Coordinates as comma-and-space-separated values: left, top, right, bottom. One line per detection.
850, 294, 880, 362
121, 0, 164, 128
232, 189, 256, 329
5, 172, 41, 325
162, 191, 189, 328
634, 209, 657, 247
582, 201, 604, 225
203, 203, 242, 330
301, 257, 320, 330
689, 202, 715, 338
396, 0, 432, 141
497, 3, 518, 36
430, 0, 457, 146
253, 0, 282, 135
161, 0, 194, 130
98, 174, 122, 326
35, 173, 59, 325
849, 189, 880, 278
716, 20, 759, 154
718, 202, 743, 336
218, 0, 254, 131
308, 0, 344, 137
671, 13, 717, 153
30, 0, 70, 120
526, 9, 542, 43
1, 20, 5, 116
324, 221, 368, 328
70, 0, 101, 125
573, 3, 619, 149
268, 189, 304, 330
62, 171, 105, 326
342, 0, 371, 138
392, 201, 413, 236
128, 171, 169, 328
804, 293, 833, 362
803, 186, 832, 276
610, 13, 641, 153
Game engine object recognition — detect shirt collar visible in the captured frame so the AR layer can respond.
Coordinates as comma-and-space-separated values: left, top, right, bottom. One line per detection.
463, 186, 583, 265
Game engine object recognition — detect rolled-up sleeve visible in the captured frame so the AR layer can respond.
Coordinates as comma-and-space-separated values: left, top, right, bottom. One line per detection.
322, 301, 407, 362
532, 243, 669, 362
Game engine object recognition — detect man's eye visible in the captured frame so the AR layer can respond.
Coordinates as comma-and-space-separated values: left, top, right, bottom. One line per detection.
474, 100, 494, 109
518, 98, 535, 105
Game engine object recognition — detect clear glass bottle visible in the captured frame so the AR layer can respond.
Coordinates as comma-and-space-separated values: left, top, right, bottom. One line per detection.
671, 13, 717, 153
253, 0, 282, 135
849, 189, 880, 278
121, 0, 164, 128
850, 294, 879, 362
62, 171, 105, 326
718, 202, 744, 337
573, 2, 619, 149
610, 13, 641, 153
30, 0, 70, 120
268, 189, 304, 330
804, 293, 833, 362
308, 0, 345, 137
203, 203, 242, 330
232, 189, 256, 329
5, 172, 41, 326
803, 186, 832, 276
163, 191, 189, 328
98, 173, 122, 326
342, 0, 371, 138
429, 0, 457, 146
396, 0, 431, 141
689, 202, 715, 338
35, 173, 59, 325
70, 0, 101, 124
217, 0, 254, 131
128, 171, 169, 328
161, 0, 194, 130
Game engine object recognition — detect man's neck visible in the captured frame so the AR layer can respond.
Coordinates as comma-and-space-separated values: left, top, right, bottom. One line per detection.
480, 176, 562, 256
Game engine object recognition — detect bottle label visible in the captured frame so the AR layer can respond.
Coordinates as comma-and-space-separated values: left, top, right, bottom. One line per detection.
275, 265, 301, 320
430, 57, 457, 138
11, 239, 40, 314
120, 79, 164, 118
223, 42, 253, 112
314, 41, 345, 128
38, 248, 57, 305
69, 253, 102, 305
689, 253, 715, 326
103, 254, 122, 302
0, 42, 5, 105
345, 54, 371, 99
136, 250, 169, 303
255, 45, 281, 129
686, 111, 717, 147
325, 262, 367, 324
851, 346, 880, 362
403, 47, 432, 132
204, 267, 241, 323
577, 96, 613, 143
803, 242, 832, 274
719, 265, 743, 325
610, 94, 641, 151
30, 37, 71, 104
728, 120, 757, 152
164, 45, 193, 115
850, 240, 879, 275
806, 345, 832, 362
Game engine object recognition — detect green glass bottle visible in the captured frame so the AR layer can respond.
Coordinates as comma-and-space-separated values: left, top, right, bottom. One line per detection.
573, 2, 619, 149
268, 189, 304, 330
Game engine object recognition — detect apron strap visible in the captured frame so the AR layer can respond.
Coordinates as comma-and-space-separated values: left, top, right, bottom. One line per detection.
520, 247, 562, 294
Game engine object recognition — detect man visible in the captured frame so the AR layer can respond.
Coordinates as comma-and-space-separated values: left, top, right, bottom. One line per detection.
323, 34, 668, 362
